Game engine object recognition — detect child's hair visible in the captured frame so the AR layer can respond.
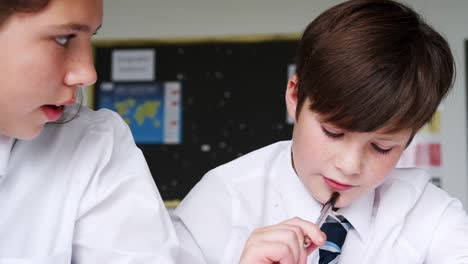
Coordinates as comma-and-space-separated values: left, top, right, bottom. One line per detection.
0, 0, 50, 26
295, 0, 455, 135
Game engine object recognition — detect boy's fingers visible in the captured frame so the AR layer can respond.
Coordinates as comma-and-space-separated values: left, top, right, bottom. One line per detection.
262, 242, 296, 264
281, 224, 310, 260
253, 226, 303, 262
281, 217, 327, 249
241, 240, 296, 264
241, 217, 326, 264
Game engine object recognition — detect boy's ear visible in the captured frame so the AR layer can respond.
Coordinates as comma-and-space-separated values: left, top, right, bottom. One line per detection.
285, 74, 299, 122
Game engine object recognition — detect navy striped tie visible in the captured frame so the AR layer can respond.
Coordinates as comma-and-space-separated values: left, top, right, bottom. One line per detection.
318, 214, 351, 264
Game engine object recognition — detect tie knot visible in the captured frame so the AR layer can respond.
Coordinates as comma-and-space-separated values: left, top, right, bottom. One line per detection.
318, 213, 351, 264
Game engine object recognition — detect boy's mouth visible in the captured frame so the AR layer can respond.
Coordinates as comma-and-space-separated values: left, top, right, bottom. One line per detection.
323, 176, 357, 191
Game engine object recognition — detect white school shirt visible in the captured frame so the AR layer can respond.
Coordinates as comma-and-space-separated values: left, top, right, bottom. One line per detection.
173, 141, 468, 264
0, 107, 178, 263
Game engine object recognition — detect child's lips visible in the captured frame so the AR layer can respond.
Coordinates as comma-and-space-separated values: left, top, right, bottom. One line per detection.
323, 176, 357, 191
41, 105, 63, 122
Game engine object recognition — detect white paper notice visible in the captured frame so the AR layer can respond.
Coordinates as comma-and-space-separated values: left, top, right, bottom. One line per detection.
112, 49, 155, 81
164, 82, 182, 144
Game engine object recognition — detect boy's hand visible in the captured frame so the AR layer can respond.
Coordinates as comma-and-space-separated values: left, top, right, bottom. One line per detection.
239, 217, 326, 264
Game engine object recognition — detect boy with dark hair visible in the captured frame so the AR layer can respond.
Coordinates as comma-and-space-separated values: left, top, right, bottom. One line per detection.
173, 0, 468, 263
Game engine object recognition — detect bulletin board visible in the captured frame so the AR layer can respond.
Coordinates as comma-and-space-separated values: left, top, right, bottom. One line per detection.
92, 35, 299, 205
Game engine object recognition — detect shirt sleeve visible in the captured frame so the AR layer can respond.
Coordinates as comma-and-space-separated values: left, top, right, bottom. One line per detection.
71, 110, 179, 263
172, 215, 207, 264
425, 199, 468, 264
173, 171, 237, 264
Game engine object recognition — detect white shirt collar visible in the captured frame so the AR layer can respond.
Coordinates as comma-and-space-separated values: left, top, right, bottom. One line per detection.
336, 188, 374, 243
274, 141, 323, 222
0, 134, 15, 176
274, 141, 374, 243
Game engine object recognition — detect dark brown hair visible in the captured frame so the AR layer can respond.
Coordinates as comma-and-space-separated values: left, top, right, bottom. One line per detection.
295, 0, 455, 134
0, 0, 49, 27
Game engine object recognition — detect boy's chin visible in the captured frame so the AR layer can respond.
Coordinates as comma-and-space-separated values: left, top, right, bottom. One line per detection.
312, 190, 358, 209
334, 198, 353, 209
332, 190, 369, 209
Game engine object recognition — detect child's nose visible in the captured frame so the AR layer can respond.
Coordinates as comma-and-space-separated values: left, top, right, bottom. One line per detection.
64, 47, 97, 88
334, 150, 362, 177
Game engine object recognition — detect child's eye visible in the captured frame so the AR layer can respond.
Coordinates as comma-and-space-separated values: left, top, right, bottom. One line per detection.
322, 126, 344, 139
55, 35, 75, 46
371, 143, 392, 154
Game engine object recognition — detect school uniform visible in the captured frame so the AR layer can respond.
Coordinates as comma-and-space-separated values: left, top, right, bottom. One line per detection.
0, 107, 178, 263
173, 141, 468, 264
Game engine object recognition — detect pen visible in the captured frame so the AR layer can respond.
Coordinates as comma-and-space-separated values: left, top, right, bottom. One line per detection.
303, 192, 340, 248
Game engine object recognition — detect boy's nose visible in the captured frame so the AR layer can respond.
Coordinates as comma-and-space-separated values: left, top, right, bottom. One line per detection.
334, 151, 362, 177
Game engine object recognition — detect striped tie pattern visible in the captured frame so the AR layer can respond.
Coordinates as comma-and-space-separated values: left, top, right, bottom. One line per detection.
318, 214, 351, 264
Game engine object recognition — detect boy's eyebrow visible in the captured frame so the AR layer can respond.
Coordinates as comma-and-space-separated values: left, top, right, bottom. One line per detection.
49, 23, 102, 34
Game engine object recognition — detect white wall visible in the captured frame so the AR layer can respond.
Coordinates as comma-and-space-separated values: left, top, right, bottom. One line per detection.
97, 0, 468, 207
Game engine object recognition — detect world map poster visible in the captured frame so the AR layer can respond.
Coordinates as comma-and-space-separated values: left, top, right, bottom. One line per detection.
97, 81, 182, 144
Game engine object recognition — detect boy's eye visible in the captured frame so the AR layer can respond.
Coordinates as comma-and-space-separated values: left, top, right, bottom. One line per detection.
55, 35, 74, 46
322, 127, 344, 138
371, 143, 392, 154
